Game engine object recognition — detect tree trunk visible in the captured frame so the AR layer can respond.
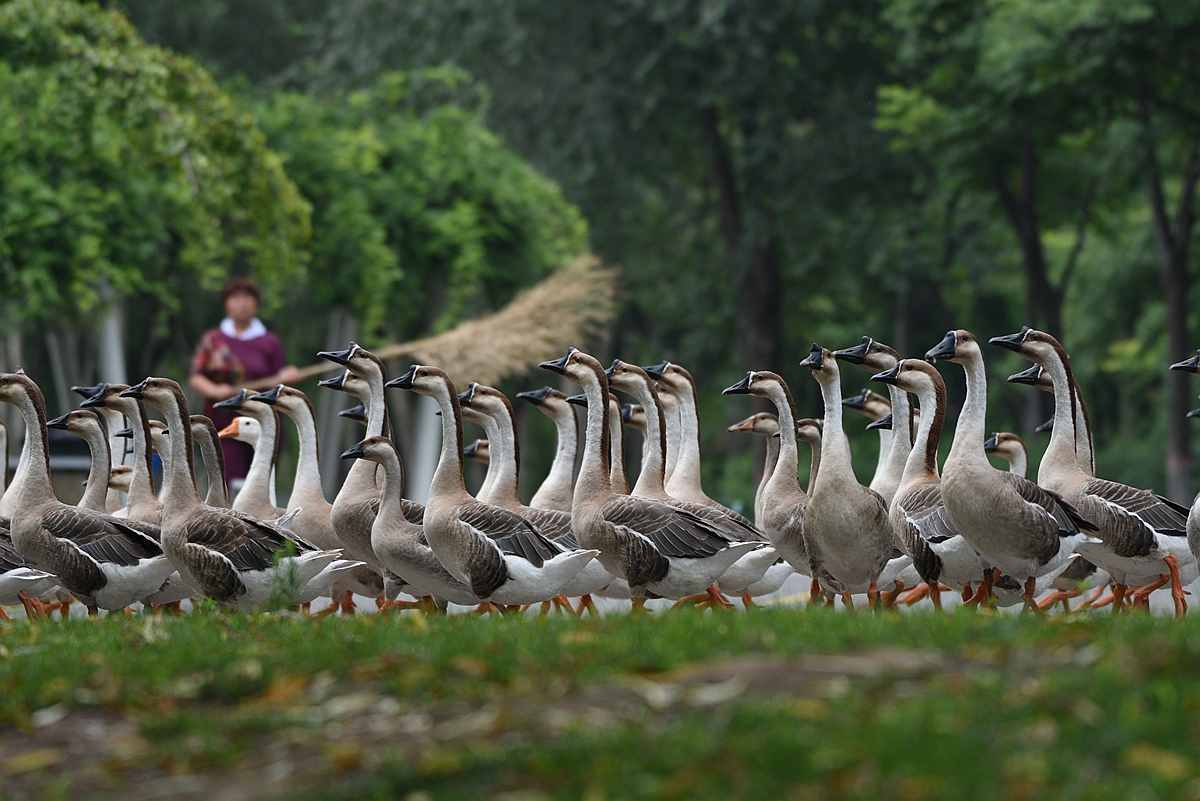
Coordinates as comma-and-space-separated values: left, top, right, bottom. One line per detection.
1142, 105, 1199, 502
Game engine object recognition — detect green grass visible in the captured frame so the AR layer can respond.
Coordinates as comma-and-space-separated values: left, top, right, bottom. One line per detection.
4, 609, 1200, 800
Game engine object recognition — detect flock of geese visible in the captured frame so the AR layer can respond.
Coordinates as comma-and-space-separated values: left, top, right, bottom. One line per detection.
3, 328, 1200, 620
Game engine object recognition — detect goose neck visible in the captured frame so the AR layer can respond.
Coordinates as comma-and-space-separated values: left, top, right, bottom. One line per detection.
156, 390, 203, 511
665, 382, 702, 497
11, 386, 55, 509
900, 379, 945, 488
608, 400, 628, 494
1037, 352, 1085, 483
945, 354, 990, 468
79, 422, 112, 511
283, 401, 326, 506
660, 394, 681, 484
480, 409, 521, 507
883, 384, 913, 481
428, 382, 470, 504
627, 380, 667, 498
812, 369, 854, 488
763, 381, 804, 497
540, 404, 576, 500
573, 368, 613, 505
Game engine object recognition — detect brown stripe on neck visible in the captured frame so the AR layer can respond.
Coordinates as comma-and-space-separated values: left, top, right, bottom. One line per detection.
925, 370, 948, 476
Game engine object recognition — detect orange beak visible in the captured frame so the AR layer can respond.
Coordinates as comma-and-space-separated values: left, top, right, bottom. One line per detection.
217, 419, 240, 439
727, 416, 757, 433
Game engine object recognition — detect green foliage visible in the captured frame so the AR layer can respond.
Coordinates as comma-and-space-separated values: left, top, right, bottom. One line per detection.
246, 68, 588, 340
0, 0, 310, 324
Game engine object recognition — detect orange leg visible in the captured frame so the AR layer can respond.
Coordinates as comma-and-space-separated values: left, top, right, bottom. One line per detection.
879, 579, 905, 608
1021, 577, 1044, 615
810, 577, 823, 606
867, 582, 880, 612
961, 586, 974, 604
672, 592, 712, 610
898, 584, 931, 605
578, 594, 599, 617
630, 597, 647, 614
1166, 554, 1187, 618
741, 591, 758, 609
1111, 583, 1128, 615
840, 591, 855, 612
339, 591, 357, 615
1132, 574, 1170, 608
1090, 591, 1115, 609
1072, 585, 1107, 611
0, 605, 9, 620
17, 591, 44, 621
929, 583, 944, 612
1036, 588, 1081, 611
552, 595, 576, 615
706, 584, 735, 610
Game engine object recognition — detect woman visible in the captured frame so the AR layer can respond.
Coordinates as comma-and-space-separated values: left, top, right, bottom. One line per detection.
188, 278, 301, 491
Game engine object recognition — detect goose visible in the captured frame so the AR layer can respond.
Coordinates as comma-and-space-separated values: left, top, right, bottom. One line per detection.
79, 384, 164, 524
622, 403, 646, 435
388, 364, 599, 606
191, 415, 229, 508
47, 410, 114, 514
644, 361, 756, 529
340, 436, 481, 610
604, 360, 777, 607
566, 393, 632, 496
841, 388, 893, 493
459, 383, 617, 612
834, 337, 914, 507
541, 349, 757, 608
72, 383, 127, 513
659, 388, 682, 485
791, 344, 896, 607
464, 439, 490, 465
996, 326, 1193, 615
723, 372, 816, 590
925, 329, 1097, 610
213, 390, 285, 520
108, 466, 133, 494
727, 413, 780, 525
870, 359, 985, 610
0, 373, 175, 613
984, 432, 1028, 478
121, 377, 362, 610
0, 530, 56, 619
1007, 363, 1094, 474
515, 387, 578, 512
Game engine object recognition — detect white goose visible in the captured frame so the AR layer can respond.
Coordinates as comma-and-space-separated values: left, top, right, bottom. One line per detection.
213, 390, 285, 520
389, 364, 599, 606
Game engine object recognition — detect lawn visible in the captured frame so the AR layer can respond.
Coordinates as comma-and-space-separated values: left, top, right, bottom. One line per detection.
2, 607, 1200, 800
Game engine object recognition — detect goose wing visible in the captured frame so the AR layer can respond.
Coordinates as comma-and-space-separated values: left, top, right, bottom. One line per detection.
181, 509, 312, 572
999, 473, 1097, 565
456, 500, 562, 568
666, 498, 768, 542
519, 507, 573, 541
900, 483, 959, 545
600, 495, 733, 558
0, 529, 37, 572
41, 507, 163, 566
401, 498, 425, 525
1083, 478, 1188, 538
448, 516, 509, 599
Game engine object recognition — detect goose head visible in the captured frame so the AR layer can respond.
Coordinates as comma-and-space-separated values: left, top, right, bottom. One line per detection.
1035, 417, 1054, 433
108, 465, 133, 493
317, 371, 349, 392
539, 348, 608, 392
1171, 350, 1200, 374
457, 383, 494, 429
640, 361, 692, 397
387, 364, 456, 401
0, 372, 47, 412
80, 381, 133, 410
722, 370, 787, 399
866, 413, 892, 431
515, 386, 560, 407
564, 393, 588, 409
71, 383, 109, 400
727, 412, 779, 437
871, 357, 947, 398
147, 421, 170, 456
622, 403, 647, 433
795, 417, 824, 447
463, 438, 490, 465
46, 409, 105, 439
251, 384, 317, 422
984, 431, 1026, 461
799, 343, 841, 383
1006, 363, 1054, 393
318, 342, 386, 382
841, 388, 891, 421
833, 336, 901, 374
217, 416, 261, 447
924, 329, 982, 365
339, 435, 398, 465
990, 326, 1069, 369
213, 389, 250, 412
606, 359, 657, 397
339, 403, 369, 425
118, 377, 190, 417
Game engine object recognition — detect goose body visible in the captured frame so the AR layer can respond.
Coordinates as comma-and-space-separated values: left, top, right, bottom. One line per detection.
126, 378, 358, 611
928, 330, 1097, 607
542, 349, 756, 605
0, 530, 56, 606
0, 374, 175, 611
390, 365, 598, 606
997, 327, 1193, 614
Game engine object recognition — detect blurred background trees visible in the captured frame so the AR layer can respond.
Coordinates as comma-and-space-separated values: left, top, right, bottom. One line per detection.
4, 0, 1200, 509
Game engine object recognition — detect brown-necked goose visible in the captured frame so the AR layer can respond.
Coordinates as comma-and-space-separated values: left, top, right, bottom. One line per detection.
389, 365, 598, 606
464, 439, 490, 465
997, 327, 1193, 615
515, 387, 578, 512
0, 374, 174, 612
340, 436, 480, 610
983, 432, 1029, 478
833, 337, 914, 508
122, 378, 361, 610
80, 384, 164, 524
190, 415, 229, 508
1007, 363, 1094, 474
542, 349, 756, 609
795, 344, 895, 607
926, 329, 1097, 610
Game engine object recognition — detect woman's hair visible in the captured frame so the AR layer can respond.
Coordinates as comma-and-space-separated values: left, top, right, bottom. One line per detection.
220, 277, 260, 303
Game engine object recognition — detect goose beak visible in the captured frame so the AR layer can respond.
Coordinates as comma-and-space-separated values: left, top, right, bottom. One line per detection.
989, 327, 1032, 352
318, 372, 348, 390
80, 392, 110, 408
249, 384, 284, 405
772, 431, 781, 439
339, 404, 367, 422
71, 383, 107, 399
318, 344, 356, 366
605, 360, 622, 381
119, 378, 149, 399
722, 372, 754, 395
832, 336, 873, 365
1170, 352, 1200, 373
516, 387, 554, 405
866, 413, 892, 431
925, 331, 957, 363
1188, 408, 1200, 419
340, 440, 368, 460
983, 432, 1001, 452
1007, 364, 1043, 385
641, 361, 669, 380
539, 350, 574, 375
622, 403, 638, 424
842, 388, 872, 408
727, 417, 756, 433
458, 383, 477, 406
799, 343, 824, 370
213, 390, 248, 410
386, 365, 419, 390
565, 393, 588, 408
463, 439, 482, 458
217, 419, 240, 439
115, 427, 134, 439
871, 363, 903, 386
1035, 417, 1054, 433
46, 413, 71, 430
